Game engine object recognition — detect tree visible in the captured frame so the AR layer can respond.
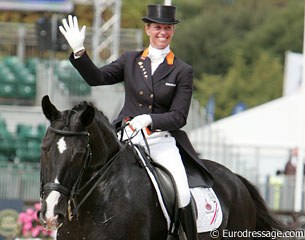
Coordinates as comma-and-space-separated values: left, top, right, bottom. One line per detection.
177, 0, 303, 119
195, 49, 283, 119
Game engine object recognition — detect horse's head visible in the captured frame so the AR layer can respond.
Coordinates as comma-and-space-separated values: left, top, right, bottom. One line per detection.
39, 95, 95, 230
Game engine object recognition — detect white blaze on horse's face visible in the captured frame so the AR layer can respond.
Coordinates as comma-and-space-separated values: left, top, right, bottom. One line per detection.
57, 137, 67, 154
45, 177, 61, 222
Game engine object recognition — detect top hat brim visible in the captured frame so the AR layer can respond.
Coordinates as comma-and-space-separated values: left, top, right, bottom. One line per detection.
142, 17, 181, 25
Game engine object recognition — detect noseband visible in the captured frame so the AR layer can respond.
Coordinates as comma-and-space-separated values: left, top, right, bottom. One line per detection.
41, 126, 92, 217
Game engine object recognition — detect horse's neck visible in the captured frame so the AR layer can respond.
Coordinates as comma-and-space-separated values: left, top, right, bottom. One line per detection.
89, 120, 121, 168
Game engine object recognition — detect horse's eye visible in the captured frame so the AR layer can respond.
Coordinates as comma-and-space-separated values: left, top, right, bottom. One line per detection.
72, 148, 86, 155
70, 148, 87, 162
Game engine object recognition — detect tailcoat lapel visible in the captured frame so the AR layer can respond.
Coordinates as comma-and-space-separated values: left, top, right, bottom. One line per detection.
136, 55, 153, 91
152, 50, 176, 82
152, 60, 175, 82
137, 48, 176, 89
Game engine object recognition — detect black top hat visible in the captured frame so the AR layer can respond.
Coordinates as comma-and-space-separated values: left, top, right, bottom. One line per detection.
142, 4, 181, 25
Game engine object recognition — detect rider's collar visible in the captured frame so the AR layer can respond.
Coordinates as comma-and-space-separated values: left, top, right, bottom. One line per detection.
141, 46, 174, 65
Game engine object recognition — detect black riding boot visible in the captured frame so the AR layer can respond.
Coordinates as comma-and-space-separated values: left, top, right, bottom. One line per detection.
179, 203, 198, 240
166, 233, 179, 240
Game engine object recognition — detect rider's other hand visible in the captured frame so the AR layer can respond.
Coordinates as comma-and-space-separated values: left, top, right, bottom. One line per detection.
59, 15, 86, 54
129, 114, 152, 131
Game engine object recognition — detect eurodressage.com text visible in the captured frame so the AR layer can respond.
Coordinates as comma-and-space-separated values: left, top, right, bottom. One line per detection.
210, 229, 305, 239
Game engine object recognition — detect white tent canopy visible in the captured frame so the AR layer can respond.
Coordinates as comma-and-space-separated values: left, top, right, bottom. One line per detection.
190, 92, 304, 148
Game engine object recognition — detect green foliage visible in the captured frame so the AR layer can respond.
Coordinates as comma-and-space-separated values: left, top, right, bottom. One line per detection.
239, 2, 302, 62
177, 0, 303, 119
195, 50, 283, 119
121, 0, 149, 28
121, 0, 165, 28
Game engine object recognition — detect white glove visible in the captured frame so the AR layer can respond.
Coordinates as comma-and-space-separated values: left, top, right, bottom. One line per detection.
129, 114, 152, 131
59, 15, 86, 53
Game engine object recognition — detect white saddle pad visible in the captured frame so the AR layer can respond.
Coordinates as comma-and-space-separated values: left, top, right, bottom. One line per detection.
190, 187, 223, 233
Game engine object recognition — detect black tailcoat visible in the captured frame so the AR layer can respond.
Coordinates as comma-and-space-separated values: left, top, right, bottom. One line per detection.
70, 50, 213, 187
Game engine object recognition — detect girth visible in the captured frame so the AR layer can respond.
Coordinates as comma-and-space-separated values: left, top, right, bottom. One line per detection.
134, 145, 179, 232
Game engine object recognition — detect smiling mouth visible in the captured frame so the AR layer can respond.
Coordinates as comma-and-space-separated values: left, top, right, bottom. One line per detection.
158, 37, 168, 41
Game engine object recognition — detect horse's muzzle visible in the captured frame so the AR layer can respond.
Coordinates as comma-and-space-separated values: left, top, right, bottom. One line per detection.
38, 209, 64, 230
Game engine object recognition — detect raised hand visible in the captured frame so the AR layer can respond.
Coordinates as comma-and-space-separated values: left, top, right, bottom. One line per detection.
59, 15, 86, 54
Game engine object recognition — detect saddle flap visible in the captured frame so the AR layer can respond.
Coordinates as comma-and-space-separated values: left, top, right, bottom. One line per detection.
154, 166, 176, 217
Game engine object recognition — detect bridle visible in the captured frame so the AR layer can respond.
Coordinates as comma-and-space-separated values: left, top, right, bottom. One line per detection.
40, 125, 123, 220
40, 126, 92, 219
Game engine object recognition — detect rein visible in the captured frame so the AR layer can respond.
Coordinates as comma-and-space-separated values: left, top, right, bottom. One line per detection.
41, 126, 123, 220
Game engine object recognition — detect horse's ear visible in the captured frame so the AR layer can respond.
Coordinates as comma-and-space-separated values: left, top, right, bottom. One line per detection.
80, 104, 95, 127
41, 95, 60, 122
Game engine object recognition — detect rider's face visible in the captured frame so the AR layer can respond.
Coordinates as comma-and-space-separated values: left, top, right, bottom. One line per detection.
145, 23, 175, 49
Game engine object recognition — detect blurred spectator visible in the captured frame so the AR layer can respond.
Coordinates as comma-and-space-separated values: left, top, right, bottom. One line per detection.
284, 147, 298, 175
276, 148, 305, 176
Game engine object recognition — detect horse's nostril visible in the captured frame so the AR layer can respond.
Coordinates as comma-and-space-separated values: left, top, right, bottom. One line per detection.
55, 212, 65, 224
43, 213, 64, 230
37, 210, 47, 226
37, 210, 41, 220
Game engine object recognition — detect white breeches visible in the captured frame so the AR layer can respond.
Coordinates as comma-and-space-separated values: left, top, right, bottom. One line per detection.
120, 127, 191, 208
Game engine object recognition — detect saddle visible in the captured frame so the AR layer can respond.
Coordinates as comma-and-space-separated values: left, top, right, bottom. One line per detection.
134, 145, 223, 236
133, 145, 195, 236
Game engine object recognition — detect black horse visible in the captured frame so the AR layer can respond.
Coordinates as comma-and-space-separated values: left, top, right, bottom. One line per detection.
39, 95, 285, 240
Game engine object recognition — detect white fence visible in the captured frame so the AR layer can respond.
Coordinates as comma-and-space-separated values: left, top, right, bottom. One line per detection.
190, 126, 292, 183
0, 165, 40, 202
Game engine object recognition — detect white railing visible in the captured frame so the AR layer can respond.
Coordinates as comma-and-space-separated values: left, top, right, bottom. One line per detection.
0, 165, 40, 202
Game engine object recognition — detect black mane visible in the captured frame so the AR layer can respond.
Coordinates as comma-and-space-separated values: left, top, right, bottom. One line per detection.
72, 101, 115, 132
